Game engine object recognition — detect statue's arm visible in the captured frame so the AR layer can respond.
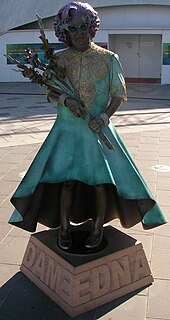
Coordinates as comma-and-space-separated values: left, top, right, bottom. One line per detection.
104, 96, 123, 118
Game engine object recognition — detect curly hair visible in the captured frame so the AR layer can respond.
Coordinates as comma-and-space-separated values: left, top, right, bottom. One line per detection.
54, 2, 100, 45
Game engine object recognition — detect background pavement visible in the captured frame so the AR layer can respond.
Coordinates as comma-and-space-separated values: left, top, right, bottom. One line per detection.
0, 82, 170, 320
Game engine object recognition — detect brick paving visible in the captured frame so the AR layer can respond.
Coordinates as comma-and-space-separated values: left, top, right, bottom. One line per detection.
0, 82, 170, 319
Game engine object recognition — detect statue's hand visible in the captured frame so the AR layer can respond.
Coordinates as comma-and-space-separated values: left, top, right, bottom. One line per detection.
65, 97, 86, 119
88, 115, 104, 133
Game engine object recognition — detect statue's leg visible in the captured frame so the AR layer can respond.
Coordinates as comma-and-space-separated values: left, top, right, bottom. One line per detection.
85, 184, 107, 249
58, 180, 74, 250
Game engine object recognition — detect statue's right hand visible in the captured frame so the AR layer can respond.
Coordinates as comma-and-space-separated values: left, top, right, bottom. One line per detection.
65, 97, 86, 119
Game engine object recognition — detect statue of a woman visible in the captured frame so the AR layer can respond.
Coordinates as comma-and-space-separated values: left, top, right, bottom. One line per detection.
9, 2, 166, 250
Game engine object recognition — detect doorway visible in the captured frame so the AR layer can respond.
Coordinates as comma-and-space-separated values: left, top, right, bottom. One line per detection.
109, 34, 162, 83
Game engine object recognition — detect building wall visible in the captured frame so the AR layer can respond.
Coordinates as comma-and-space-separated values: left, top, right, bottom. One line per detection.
96, 5, 170, 83
162, 31, 170, 84
98, 5, 170, 29
1, 30, 58, 82
1, 4, 170, 83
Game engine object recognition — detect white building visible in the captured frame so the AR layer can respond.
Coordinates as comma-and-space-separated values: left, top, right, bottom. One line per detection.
1, 0, 170, 83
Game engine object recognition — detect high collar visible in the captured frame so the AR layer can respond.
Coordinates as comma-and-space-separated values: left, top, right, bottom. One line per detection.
69, 41, 95, 55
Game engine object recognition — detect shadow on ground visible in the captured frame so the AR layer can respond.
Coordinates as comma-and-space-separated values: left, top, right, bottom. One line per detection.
0, 272, 148, 320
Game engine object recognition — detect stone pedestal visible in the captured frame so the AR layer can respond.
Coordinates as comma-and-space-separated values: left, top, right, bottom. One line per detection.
20, 224, 153, 317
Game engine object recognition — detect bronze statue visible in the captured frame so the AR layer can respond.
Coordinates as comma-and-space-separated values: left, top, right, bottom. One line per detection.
47, 4, 124, 250
9, 2, 166, 251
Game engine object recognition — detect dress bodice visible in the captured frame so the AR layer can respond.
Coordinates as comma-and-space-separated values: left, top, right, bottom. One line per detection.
55, 42, 127, 115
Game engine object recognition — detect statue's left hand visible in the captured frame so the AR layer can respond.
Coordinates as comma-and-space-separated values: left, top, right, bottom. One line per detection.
88, 115, 104, 133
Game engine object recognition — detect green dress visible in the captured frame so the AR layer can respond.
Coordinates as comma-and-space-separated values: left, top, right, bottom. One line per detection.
9, 43, 166, 231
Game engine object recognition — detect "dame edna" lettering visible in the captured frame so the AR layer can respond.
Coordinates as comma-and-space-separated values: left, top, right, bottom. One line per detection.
23, 241, 150, 306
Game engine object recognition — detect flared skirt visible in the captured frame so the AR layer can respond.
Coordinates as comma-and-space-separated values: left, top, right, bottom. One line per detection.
9, 116, 166, 231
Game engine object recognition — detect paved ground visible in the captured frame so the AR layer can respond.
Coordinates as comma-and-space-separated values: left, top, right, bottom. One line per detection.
0, 82, 170, 320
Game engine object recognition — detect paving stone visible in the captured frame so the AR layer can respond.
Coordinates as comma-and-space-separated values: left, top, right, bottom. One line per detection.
160, 133, 170, 141
147, 279, 170, 319
157, 170, 170, 180
146, 318, 167, 320
2, 169, 22, 182
158, 206, 170, 223
125, 146, 138, 155
18, 160, 34, 171
0, 162, 17, 174
109, 218, 120, 227
121, 133, 141, 140
141, 131, 160, 138
9, 223, 47, 238
157, 177, 170, 191
159, 142, 170, 149
0, 181, 18, 196
156, 190, 170, 206
138, 144, 159, 152
119, 139, 140, 147
0, 235, 29, 265
0, 195, 8, 206
135, 159, 159, 170
139, 169, 157, 183
2, 154, 26, 164
128, 223, 154, 234
0, 206, 14, 223
97, 295, 147, 320
152, 234, 170, 256
0, 173, 5, 180
0, 223, 12, 243
9, 227, 30, 239
136, 151, 159, 161
153, 224, 170, 238
9, 144, 38, 155
151, 246, 170, 279
140, 137, 159, 144
0, 147, 16, 154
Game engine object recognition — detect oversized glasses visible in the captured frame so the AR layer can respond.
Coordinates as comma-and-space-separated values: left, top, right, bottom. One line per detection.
67, 22, 89, 33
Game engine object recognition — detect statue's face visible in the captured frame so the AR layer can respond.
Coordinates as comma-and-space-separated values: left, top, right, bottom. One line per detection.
67, 14, 91, 52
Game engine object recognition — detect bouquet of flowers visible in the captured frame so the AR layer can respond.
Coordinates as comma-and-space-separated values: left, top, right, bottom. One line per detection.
5, 14, 114, 150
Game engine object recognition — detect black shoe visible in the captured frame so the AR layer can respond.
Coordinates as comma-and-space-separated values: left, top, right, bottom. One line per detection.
58, 228, 72, 250
85, 227, 103, 249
